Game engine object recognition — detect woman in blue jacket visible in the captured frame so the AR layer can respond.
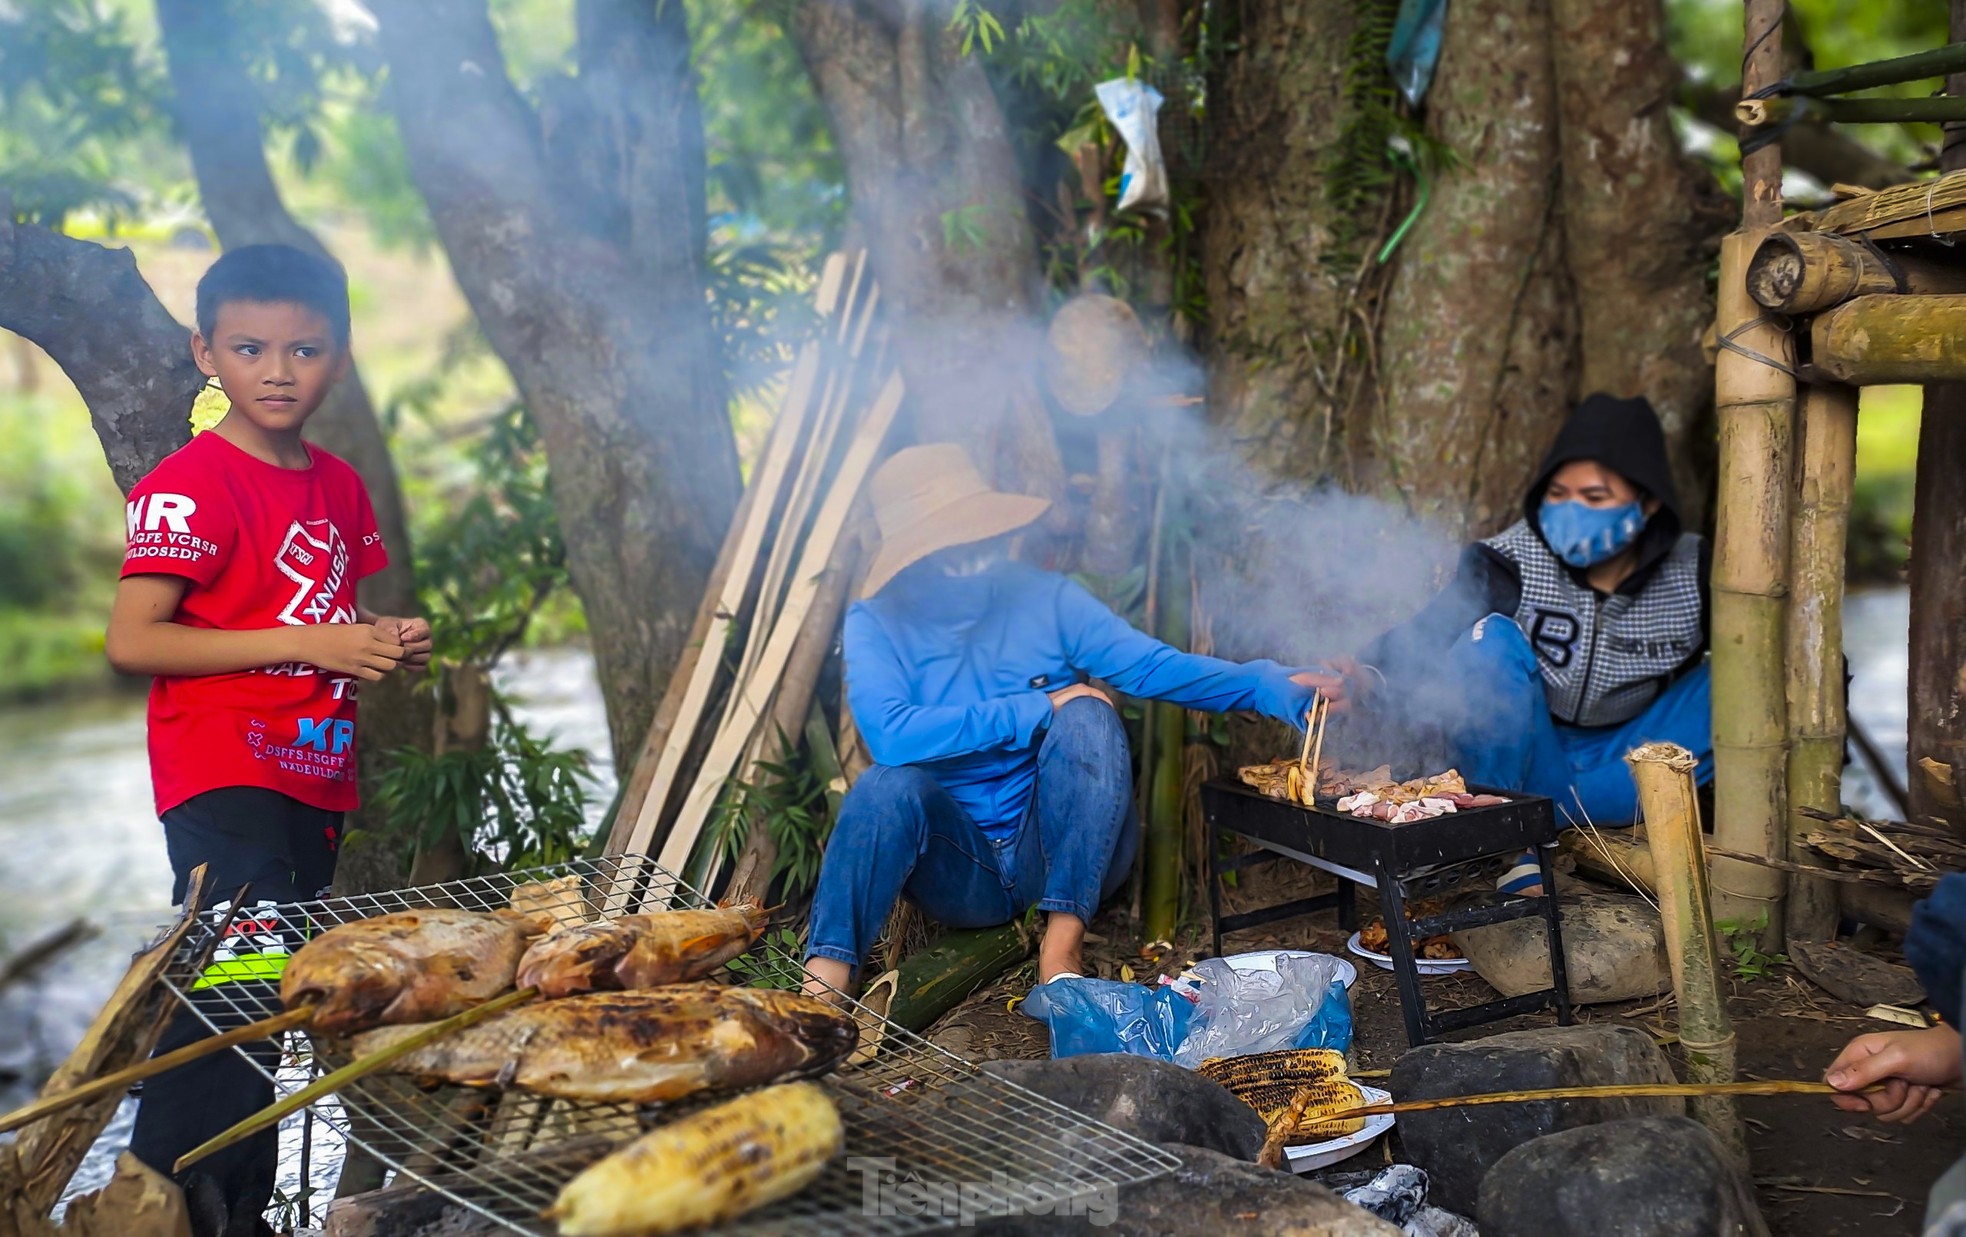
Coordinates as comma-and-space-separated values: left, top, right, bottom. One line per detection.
802, 443, 1341, 995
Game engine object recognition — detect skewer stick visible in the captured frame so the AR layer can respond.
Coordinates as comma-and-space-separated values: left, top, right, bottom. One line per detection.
174, 986, 540, 1173
1307, 698, 1331, 803
1297, 694, 1319, 772
0, 1004, 317, 1136
1317, 1078, 1907, 1125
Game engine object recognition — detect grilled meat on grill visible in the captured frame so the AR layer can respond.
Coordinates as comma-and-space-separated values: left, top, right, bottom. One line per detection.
347, 986, 858, 1104
515, 900, 770, 998
281, 908, 544, 1035
548, 1082, 844, 1236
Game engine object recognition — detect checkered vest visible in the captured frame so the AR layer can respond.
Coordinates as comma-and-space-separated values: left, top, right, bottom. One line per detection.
1481, 520, 1705, 728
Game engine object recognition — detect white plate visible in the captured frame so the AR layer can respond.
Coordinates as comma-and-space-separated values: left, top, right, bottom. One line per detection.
1346, 930, 1473, 975
1283, 1084, 1395, 1172
1221, 949, 1358, 990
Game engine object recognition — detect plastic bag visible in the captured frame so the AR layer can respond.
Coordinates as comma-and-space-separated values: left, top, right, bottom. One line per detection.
1019, 976, 1195, 1059
1293, 979, 1354, 1053
1094, 78, 1169, 215
1386, 0, 1450, 107
1172, 953, 1348, 1068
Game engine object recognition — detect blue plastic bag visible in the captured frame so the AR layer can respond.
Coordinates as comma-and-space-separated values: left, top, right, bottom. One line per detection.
1292, 979, 1354, 1053
1019, 977, 1195, 1060
1387, 0, 1450, 107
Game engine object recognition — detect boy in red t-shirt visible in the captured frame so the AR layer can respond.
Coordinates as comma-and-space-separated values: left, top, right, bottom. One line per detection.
108, 244, 429, 1234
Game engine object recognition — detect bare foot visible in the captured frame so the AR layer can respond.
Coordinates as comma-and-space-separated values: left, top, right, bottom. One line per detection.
1037, 911, 1087, 983
802, 956, 854, 1003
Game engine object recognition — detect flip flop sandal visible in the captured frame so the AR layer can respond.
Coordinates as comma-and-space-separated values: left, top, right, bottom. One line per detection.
846, 969, 897, 1067
1496, 851, 1546, 897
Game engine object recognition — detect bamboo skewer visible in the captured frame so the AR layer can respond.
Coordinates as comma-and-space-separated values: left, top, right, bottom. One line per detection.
173, 986, 541, 1174
0, 1004, 317, 1136
1307, 698, 1330, 804
1316, 1078, 1907, 1126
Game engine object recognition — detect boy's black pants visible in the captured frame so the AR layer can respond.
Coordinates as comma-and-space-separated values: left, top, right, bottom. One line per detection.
129, 787, 339, 1237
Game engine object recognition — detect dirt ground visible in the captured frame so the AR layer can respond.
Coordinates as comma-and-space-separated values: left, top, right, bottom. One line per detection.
926, 865, 1961, 1236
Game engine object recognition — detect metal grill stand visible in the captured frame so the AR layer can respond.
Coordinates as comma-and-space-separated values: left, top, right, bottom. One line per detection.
1202, 780, 1573, 1047
154, 855, 1178, 1236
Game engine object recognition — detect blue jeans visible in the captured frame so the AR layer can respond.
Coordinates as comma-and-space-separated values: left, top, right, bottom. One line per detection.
1446, 614, 1713, 825
805, 698, 1139, 971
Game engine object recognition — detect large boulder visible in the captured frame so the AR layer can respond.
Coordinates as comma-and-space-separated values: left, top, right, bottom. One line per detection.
1477, 1116, 1769, 1236
1390, 1023, 1681, 1214
980, 1054, 1267, 1160
1452, 890, 1668, 1004
971, 1143, 1402, 1236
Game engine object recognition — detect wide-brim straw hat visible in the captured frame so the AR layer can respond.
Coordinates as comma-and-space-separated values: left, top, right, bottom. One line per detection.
1044, 293, 1149, 416
861, 444, 1051, 598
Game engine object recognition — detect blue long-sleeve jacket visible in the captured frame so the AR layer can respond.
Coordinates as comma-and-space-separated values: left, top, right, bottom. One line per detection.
843, 560, 1319, 838
1908, 873, 1966, 1026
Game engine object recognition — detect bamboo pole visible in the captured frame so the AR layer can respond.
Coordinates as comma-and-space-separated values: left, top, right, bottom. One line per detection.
1142, 522, 1190, 946
1320, 1078, 1900, 1126
1777, 41, 1966, 97
1747, 231, 1966, 315
1740, 0, 1785, 228
1711, 228, 1795, 943
175, 986, 540, 1173
1784, 384, 1858, 945
1812, 295, 1966, 384
1739, 95, 1966, 128
1628, 742, 1748, 1173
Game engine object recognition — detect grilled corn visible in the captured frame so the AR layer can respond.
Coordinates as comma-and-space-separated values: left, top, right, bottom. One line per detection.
546, 1081, 844, 1236
1198, 1048, 1366, 1140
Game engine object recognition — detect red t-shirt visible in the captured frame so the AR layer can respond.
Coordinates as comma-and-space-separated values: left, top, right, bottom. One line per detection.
122, 431, 389, 816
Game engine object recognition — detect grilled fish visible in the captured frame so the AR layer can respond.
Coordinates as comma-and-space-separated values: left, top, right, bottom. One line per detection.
547, 1081, 843, 1236
515, 900, 770, 998
281, 908, 544, 1035
349, 986, 858, 1104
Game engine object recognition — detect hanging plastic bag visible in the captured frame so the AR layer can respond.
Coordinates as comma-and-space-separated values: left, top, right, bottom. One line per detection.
1094, 78, 1169, 216
1172, 953, 1348, 1068
1387, 0, 1450, 107
1020, 976, 1195, 1059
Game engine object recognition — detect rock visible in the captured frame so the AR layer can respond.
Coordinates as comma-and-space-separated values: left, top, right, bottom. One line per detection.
1789, 938, 1926, 1006
1452, 890, 1669, 1004
1477, 1116, 1769, 1236
1390, 1023, 1681, 1214
979, 1054, 1267, 1160
971, 1143, 1402, 1236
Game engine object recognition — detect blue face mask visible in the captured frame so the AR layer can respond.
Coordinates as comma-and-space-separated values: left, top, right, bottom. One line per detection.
1539, 499, 1646, 568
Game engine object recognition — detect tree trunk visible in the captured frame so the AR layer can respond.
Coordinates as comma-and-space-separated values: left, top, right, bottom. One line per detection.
1376, 0, 1574, 540
788, 0, 1066, 506
1909, 0, 1966, 821
1550, 0, 1725, 530
0, 213, 198, 490
365, 0, 742, 772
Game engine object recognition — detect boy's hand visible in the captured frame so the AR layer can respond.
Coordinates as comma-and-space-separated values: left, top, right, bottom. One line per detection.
1291, 664, 1351, 713
373, 615, 434, 671
297, 623, 405, 681
1825, 1025, 1963, 1123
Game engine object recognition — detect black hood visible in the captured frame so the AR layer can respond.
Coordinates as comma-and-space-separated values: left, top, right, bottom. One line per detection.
1525, 393, 1683, 584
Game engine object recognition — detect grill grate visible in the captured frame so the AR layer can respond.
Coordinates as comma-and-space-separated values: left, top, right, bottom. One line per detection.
157, 854, 1177, 1235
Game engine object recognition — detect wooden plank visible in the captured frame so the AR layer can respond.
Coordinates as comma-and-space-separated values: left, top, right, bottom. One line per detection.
721, 267, 882, 722
609, 341, 824, 862
657, 371, 907, 881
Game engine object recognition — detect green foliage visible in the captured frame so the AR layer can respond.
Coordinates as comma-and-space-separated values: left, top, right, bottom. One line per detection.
375, 710, 594, 871
1324, 0, 1402, 265
1716, 913, 1789, 981
409, 403, 574, 665
940, 202, 994, 255
950, 0, 1008, 58
709, 741, 835, 898
723, 925, 806, 989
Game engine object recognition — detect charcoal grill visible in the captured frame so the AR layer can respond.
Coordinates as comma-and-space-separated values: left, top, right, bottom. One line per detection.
1201, 780, 1573, 1047
155, 854, 1179, 1235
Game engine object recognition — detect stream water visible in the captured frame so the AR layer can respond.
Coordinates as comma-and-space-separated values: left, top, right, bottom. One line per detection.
0, 591, 1917, 1219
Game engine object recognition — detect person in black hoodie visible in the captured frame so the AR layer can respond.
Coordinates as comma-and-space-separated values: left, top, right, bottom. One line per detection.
1359, 393, 1711, 894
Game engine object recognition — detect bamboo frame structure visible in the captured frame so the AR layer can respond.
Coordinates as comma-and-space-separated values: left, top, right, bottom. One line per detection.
1811, 295, 1966, 384
1773, 40, 1966, 98
1628, 742, 1749, 1173
1784, 384, 1858, 945
1739, 95, 1966, 128
1710, 228, 1795, 942
1747, 231, 1966, 315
